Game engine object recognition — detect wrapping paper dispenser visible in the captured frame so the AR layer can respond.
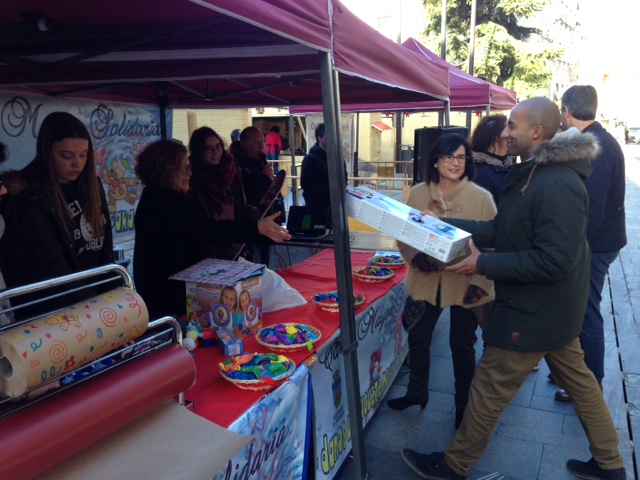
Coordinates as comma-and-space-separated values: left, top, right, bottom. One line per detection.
0, 265, 197, 480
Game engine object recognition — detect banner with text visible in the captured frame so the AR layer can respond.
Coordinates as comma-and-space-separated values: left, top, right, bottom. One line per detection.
212, 364, 311, 480
311, 280, 408, 480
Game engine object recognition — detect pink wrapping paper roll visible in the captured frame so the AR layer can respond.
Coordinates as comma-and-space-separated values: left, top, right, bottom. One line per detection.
0, 344, 196, 480
0, 287, 148, 397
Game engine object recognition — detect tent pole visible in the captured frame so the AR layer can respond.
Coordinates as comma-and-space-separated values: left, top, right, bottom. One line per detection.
288, 114, 298, 206
156, 81, 169, 139
444, 100, 451, 126
319, 50, 367, 480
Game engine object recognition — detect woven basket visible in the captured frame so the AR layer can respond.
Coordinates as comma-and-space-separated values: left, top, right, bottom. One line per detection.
368, 255, 405, 269
256, 323, 322, 352
312, 291, 366, 313
352, 265, 395, 283
220, 354, 296, 391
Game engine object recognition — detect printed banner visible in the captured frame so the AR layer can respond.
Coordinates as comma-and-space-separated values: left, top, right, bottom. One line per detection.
311, 280, 408, 480
0, 92, 170, 240
212, 364, 311, 480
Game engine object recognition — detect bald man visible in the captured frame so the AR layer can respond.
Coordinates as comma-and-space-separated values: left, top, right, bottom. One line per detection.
401, 98, 626, 480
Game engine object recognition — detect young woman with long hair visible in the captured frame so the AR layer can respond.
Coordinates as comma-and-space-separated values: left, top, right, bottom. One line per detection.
1, 112, 113, 318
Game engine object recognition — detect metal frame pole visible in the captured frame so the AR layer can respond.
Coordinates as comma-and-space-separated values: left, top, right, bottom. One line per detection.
319, 50, 367, 480
288, 114, 298, 205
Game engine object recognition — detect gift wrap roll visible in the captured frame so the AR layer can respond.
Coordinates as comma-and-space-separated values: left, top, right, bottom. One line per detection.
0, 287, 149, 398
0, 344, 196, 480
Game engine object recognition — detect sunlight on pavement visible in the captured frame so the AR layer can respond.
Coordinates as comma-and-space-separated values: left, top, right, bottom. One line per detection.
623, 145, 640, 186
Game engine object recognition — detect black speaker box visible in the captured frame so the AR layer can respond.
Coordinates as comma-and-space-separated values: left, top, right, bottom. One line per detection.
413, 126, 469, 184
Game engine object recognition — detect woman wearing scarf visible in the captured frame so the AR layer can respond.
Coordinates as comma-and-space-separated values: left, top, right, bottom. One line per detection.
188, 127, 256, 260
470, 114, 514, 207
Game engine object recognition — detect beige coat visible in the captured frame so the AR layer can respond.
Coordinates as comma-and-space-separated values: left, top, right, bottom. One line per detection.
398, 178, 496, 308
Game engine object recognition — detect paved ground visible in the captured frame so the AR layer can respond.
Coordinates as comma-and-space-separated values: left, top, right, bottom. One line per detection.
334, 143, 640, 480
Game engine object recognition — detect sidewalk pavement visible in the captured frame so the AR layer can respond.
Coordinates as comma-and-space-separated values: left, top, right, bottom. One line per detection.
335, 144, 640, 480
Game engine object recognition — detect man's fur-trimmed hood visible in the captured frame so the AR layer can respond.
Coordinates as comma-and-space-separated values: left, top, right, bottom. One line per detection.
531, 127, 600, 166
519, 127, 599, 195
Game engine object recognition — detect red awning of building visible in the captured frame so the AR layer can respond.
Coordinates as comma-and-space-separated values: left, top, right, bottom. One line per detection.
371, 121, 393, 131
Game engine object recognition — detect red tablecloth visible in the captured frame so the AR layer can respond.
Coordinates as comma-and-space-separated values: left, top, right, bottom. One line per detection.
185, 249, 407, 427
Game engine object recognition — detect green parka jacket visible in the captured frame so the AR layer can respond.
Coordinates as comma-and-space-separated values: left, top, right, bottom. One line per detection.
449, 128, 599, 351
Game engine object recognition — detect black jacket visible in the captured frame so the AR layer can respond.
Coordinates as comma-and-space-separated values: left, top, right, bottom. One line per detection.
450, 129, 597, 351
471, 151, 512, 207
235, 151, 285, 226
582, 122, 627, 252
133, 186, 259, 319
300, 143, 347, 209
1, 172, 114, 319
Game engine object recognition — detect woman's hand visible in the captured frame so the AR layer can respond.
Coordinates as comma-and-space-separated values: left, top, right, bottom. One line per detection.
412, 252, 439, 272
463, 284, 488, 304
258, 212, 291, 242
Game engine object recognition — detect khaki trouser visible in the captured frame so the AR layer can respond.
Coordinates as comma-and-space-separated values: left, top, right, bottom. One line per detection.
445, 338, 623, 476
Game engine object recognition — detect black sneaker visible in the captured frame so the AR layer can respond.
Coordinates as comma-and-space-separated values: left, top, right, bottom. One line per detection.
566, 458, 626, 480
401, 449, 467, 479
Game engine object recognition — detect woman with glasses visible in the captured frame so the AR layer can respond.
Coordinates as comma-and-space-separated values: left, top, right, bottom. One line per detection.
1, 112, 114, 320
133, 140, 289, 319
387, 133, 496, 429
188, 127, 255, 260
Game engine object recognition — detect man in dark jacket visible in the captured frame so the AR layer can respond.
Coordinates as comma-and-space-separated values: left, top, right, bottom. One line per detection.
553, 85, 627, 402
230, 126, 285, 266
300, 123, 347, 210
401, 98, 625, 480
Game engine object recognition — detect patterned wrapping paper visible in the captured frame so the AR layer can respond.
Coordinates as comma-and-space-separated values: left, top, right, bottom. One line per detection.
0, 287, 148, 398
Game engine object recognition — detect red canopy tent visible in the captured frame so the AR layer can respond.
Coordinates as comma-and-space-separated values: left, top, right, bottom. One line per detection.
402, 38, 516, 110
290, 37, 517, 114
0, 2, 449, 108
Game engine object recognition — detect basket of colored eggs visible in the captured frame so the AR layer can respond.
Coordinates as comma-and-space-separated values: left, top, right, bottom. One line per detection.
368, 254, 405, 269
312, 291, 366, 313
352, 265, 395, 283
256, 323, 322, 352
219, 352, 296, 391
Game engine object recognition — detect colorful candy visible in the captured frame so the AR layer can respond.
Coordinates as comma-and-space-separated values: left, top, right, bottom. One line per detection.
369, 255, 404, 265
259, 323, 319, 346
220, 352, 294, 381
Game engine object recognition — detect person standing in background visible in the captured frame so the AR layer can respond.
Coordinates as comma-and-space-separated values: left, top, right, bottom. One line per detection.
188, 127, 255, 260
230, 126, 285, 267
553, 85, 627, 402
265, 125, 283, 173
470, 114, 513, 207
300, 123, 347, 210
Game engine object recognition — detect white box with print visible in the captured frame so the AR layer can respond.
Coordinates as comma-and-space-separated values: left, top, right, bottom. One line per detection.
345, 186, 471, 263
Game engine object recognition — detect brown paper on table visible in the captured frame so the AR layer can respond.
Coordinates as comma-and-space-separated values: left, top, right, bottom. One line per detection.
0, 287, 148, 397
36, 401, 253, 480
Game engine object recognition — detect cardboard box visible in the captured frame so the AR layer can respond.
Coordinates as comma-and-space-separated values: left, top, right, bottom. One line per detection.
217, 329, 244, 357
346, 186, 471, 263
170, 259, 265, 339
